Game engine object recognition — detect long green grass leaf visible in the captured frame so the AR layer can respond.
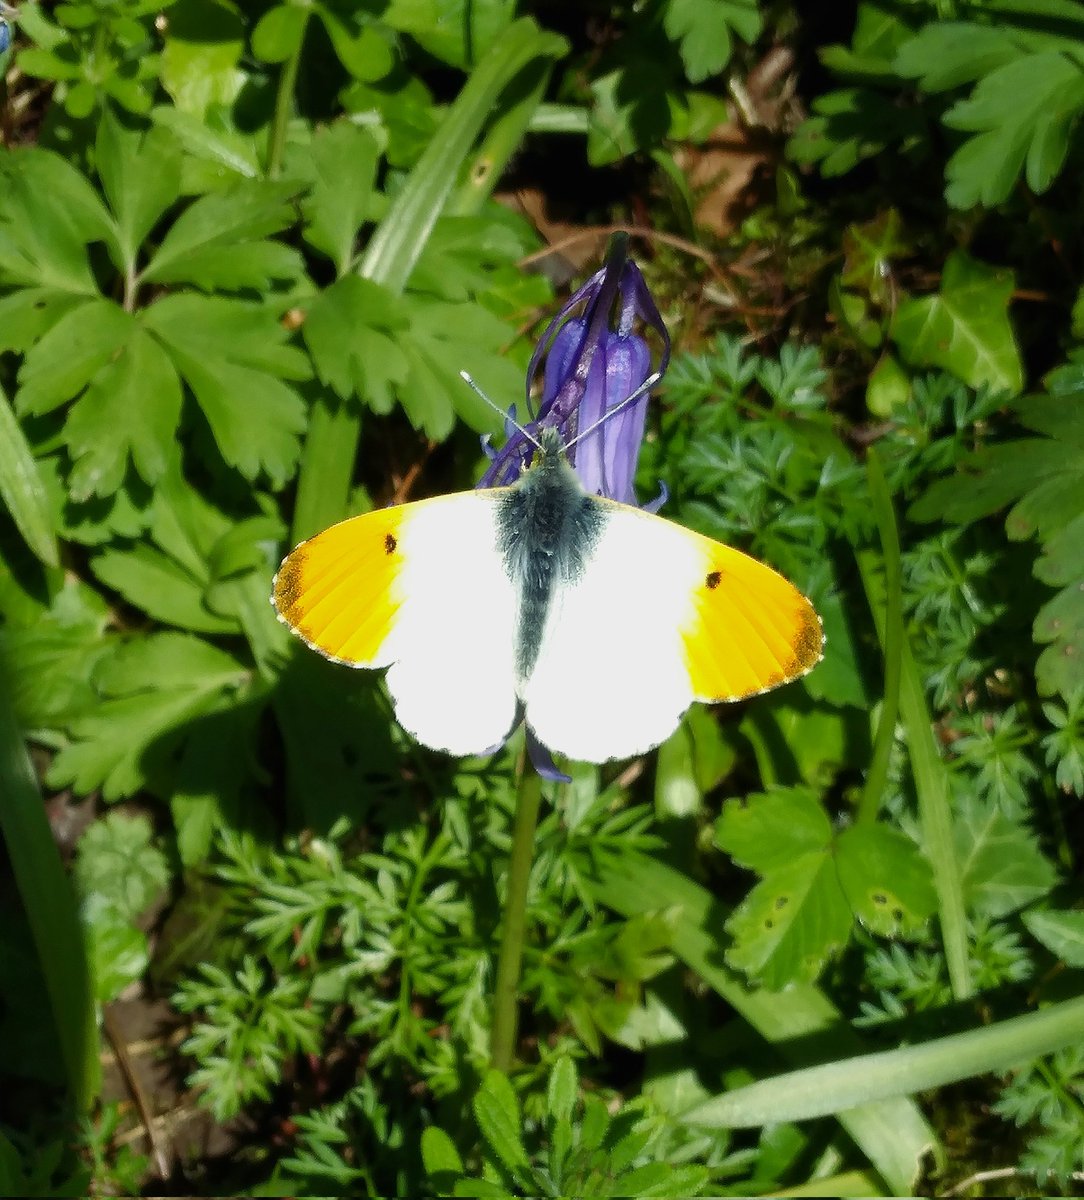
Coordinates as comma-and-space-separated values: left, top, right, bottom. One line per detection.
589, 854, 937, 1194
855, 463, 973, 1000
0, 676, 99, 1109
684, 994, 1084, 1126
358, 19, 566, 292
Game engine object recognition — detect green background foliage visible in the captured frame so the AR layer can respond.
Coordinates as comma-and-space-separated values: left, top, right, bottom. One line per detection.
1, 0, 1083, 1195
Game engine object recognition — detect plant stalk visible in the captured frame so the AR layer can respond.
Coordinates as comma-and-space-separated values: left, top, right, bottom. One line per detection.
858, 448, 904, 823
266, 13, 310, 180
490, 764, 544, 1070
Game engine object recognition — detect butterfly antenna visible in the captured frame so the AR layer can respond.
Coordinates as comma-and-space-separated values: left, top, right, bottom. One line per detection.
564, 371, 662, 452
459, 371, 541, 451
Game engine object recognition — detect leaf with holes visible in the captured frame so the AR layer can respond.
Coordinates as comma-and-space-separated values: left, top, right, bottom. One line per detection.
716, 788, 852, 989
717, 788, 935, 987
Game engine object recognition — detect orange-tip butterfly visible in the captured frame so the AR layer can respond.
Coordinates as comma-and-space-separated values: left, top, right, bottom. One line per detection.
273, 424, 823, 763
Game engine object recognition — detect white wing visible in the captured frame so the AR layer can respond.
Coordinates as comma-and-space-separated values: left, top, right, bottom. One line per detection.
520, 500, 698, 762
520, 498, 823, 763
275, 491, 519, 757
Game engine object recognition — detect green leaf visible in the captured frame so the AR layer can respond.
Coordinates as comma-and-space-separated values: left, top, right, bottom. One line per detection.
955, 794, 1058, 918
718, 790, 936, 984
473, 1070, 530, 1175
788, 87, 925, 177
891, 250, 1023, 395
172, 704, 257, 866
15, 299, 136, 417
296, 122, 380, 276
316, 8, 396, 80
941, 51, 1084, 208
866, 352, 910, 417
143, 180, 303, 290
145, 294, 309, 484
389, 0, 510, 70
654, 705, 737, 818
0, 383, 59, 567
911, 388, 1084, 699
251, 4, 308, 63
1023, 909, 1084, 966
91, 543, 238, 634
819, 3, 915, 79
150, 105, 261, 180
357, 16, 567, 293
398, 292, 523, 438
0, 288, 87, 354
663, 0, 759, 83
590, 853, 936, 1193
0, 147, 111, 294
420, 1126, 465, 1176
63, 326, 182, 499
834, 824, 936, 936
48, 633, 248, 800
159, 0, 245, 119
96, 114, 182, 273
83, 916, 148, 1005
302, 276, 409, 409
546, 1056, 577, 1124
717, 789, 852, 988
587, 68, 672, 165
74, 811, 169, 923
893, 23, 1020, 92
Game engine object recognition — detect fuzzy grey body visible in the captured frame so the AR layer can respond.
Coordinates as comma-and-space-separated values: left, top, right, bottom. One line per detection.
495, 439, 604, 683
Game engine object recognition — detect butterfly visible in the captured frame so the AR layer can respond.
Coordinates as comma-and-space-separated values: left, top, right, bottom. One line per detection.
273, 424, 824, 764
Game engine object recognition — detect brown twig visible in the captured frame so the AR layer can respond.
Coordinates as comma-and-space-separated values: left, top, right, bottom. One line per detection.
102, 1004, 172, 1181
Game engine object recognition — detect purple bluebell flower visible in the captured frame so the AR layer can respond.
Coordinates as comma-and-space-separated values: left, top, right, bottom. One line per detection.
480, 234, 670, 781
479, 232, 670, 506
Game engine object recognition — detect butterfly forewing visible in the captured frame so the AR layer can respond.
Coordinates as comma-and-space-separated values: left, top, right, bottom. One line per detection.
274, 491, 520, 756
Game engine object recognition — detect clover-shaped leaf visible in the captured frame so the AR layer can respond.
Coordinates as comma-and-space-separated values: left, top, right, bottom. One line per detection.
717, 788, 935, 989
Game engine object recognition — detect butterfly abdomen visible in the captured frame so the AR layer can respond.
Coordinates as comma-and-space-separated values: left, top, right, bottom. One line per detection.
497, 459, 603, 683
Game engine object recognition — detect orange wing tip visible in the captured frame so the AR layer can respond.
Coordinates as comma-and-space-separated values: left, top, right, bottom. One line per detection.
271, 531, 402, 669
685, 580, 826, 704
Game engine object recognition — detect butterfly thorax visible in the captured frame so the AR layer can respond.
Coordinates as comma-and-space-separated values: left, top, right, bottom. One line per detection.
495, 438, 604, 683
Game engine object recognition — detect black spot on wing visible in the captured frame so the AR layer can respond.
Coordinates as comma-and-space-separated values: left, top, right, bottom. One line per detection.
705, 570, 722, 589
384, 532, 397, 555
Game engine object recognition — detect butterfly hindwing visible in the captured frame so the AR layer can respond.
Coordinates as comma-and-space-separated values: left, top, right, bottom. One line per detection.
274, 491, 520, 756
521, 498, 823, 762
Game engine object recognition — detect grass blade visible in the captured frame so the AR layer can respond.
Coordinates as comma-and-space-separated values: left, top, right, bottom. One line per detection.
358, 18, 566, 292
856, 453, 973, 1000
0, 674, 99, 1109
684, 994, 1084, 1127
589, 853, 937, 1194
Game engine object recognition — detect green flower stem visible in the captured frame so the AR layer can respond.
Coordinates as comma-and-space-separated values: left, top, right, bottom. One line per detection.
266, 11, 310, 180
858, 448, 903, 824
490, 764, 545, 1071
